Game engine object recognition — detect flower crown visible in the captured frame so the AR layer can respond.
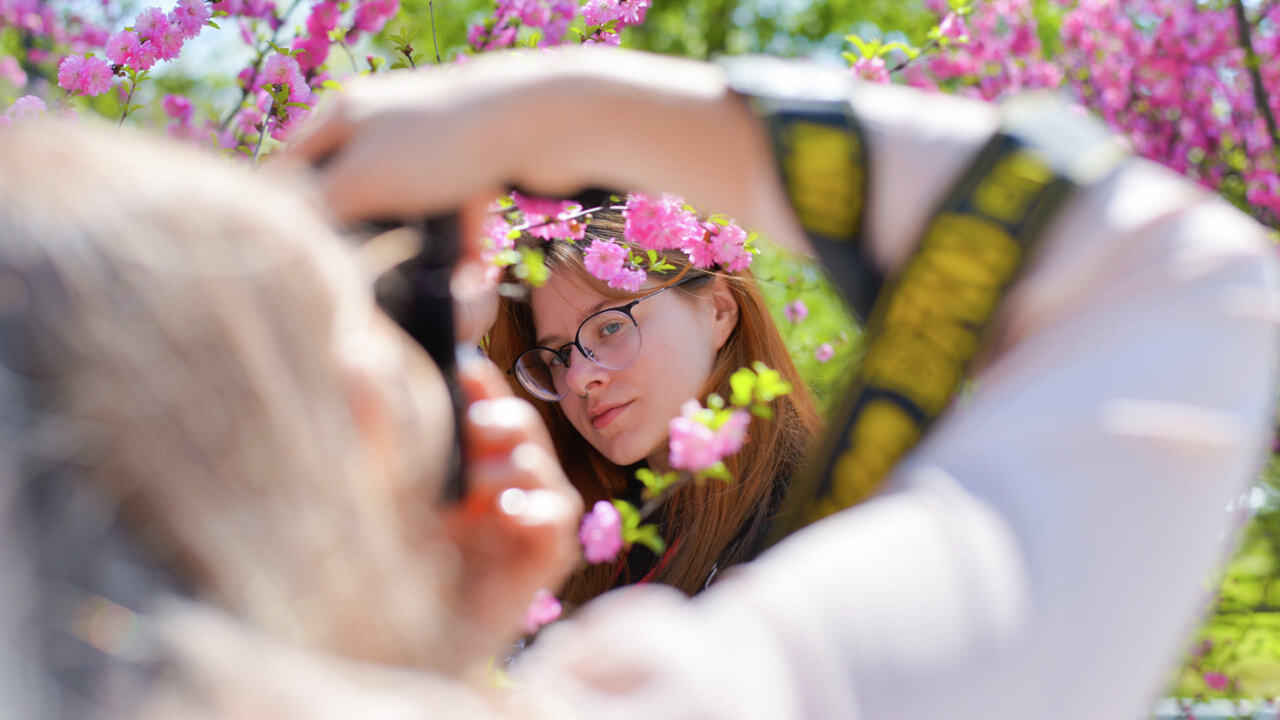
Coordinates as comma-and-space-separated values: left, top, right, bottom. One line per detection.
483, 190, 757, 292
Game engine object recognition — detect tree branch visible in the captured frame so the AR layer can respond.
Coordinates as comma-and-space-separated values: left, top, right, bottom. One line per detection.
1233, 0, 1280, 160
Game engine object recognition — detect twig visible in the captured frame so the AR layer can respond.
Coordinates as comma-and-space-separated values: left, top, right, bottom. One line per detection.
219, 0, 305, 132
118, 75, 138, 128
253, 101, 274, 163
1233, 0, 1280, 160
429, 0, 442, 64
888, 38, 939, 75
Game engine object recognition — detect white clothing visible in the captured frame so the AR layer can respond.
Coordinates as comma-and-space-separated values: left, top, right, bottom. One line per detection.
511, 81, 1280, 720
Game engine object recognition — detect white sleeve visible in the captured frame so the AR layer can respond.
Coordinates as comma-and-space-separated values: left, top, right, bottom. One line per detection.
511, 86, 1280, 720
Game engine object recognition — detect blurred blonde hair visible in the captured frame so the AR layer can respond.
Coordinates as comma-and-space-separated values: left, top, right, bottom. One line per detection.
0, 121, 449, 668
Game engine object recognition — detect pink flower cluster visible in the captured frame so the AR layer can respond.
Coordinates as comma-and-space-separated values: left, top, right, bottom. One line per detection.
892, 0, 1280, 226
0, 94, 45, 128
623, 193, 753, 272
56, 55, 112, 97
292, 0, 341, 73
513, 191, 585, 241
468, 0, 578, 50
623, 192, 702, 251
352, 0, 401, 37
54, 0, 210, 98
903, 1, 1062, 99
584, 239, 646, 292
581, 0, 651, 45
466, 0, 652, 50
668, 400, 750, 473
1, 0, 111, 63
579, 500, 623, 563
104, 0, 210, 72
258, 52, 315, 141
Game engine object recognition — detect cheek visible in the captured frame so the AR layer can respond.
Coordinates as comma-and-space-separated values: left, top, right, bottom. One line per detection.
636, 329, 715, 415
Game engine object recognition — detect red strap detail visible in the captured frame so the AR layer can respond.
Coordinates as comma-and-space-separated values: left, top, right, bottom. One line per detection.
638, 536, 681, 584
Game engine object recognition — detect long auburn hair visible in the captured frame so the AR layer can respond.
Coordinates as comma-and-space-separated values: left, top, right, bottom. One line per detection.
487, 210, 821, 604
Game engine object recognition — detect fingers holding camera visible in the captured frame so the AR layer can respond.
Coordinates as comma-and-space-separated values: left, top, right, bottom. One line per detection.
438, 360, 581, 667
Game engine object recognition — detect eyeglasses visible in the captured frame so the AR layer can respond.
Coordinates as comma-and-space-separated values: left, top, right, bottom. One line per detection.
511, 275, 699, 402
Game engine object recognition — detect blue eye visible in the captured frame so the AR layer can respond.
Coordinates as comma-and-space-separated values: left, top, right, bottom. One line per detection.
600, 321, 624, 337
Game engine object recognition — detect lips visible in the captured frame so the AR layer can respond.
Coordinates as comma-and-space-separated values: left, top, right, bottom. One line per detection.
589, 400, 632, 430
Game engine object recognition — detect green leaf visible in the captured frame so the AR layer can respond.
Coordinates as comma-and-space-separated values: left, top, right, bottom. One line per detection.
749, 404, 775, 421
729, 367, 757, 407
636, 467, 680, 500
321, 79, 343, 91
752, 361, 793, 401
629, 524, 667, 555
284, 101, 311, 110
695, 462, 732, 483
706, 393, 725, 411
611, 499, 642, 534
206, 20, 221, 29
493, 249, 521, 266
845, 33, 872, 57
515, 247, 549, 286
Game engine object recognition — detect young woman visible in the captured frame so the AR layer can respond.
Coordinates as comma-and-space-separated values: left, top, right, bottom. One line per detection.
486, 208, 823, 605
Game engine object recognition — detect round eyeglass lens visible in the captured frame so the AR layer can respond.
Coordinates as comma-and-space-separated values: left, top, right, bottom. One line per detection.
578, 309, 640, 370
514, 348, 569, 401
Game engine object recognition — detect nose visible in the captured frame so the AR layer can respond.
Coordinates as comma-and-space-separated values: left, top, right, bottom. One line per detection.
563, 345, 609, 399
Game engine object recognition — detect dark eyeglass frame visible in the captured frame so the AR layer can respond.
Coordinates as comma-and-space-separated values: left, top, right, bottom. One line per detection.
510, 274, 701, 401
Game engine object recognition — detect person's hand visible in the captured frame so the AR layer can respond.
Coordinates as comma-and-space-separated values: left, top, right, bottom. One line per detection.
438, 358, 583, 670
286, 47, 809, 257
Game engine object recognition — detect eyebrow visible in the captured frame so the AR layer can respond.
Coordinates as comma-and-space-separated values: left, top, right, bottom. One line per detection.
535, 296, 625, 348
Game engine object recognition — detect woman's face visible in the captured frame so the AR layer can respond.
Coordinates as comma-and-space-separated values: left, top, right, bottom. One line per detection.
529, 270, 736, 467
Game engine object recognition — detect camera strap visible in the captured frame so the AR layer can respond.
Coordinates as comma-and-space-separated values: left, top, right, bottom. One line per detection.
721, 59, 1125, 550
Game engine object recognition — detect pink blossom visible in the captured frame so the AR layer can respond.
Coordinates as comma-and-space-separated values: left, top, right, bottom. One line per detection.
135, 7, 182, 60
261, 52, 305, 93
353, 0, 399, 34
306, 0, 341, 35
162, 94, 193, 122
623, 192, 703, 252
57, 54, 86, 92
57, 55, 113, 97
479, 213, 516, 284
4, 95, 45, 122
938, 12, 967, 41
852, 56, 890, 83
512, 191, 583, 241
0, 56, 26, 88
105, 30, 157, 71
784, 300, 808, 323
815, 343, 834, 363
616, 0, 649, 26
582, 0, 619, 26
170, 0, 211, 40
1203, 671, 1229, 691
522, 589, 562, 633
579, 500, 623, 563
703, 221, 751, 271
292, 34, 331, 73
668, 400, 750, 473
583, 239, 645, 292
